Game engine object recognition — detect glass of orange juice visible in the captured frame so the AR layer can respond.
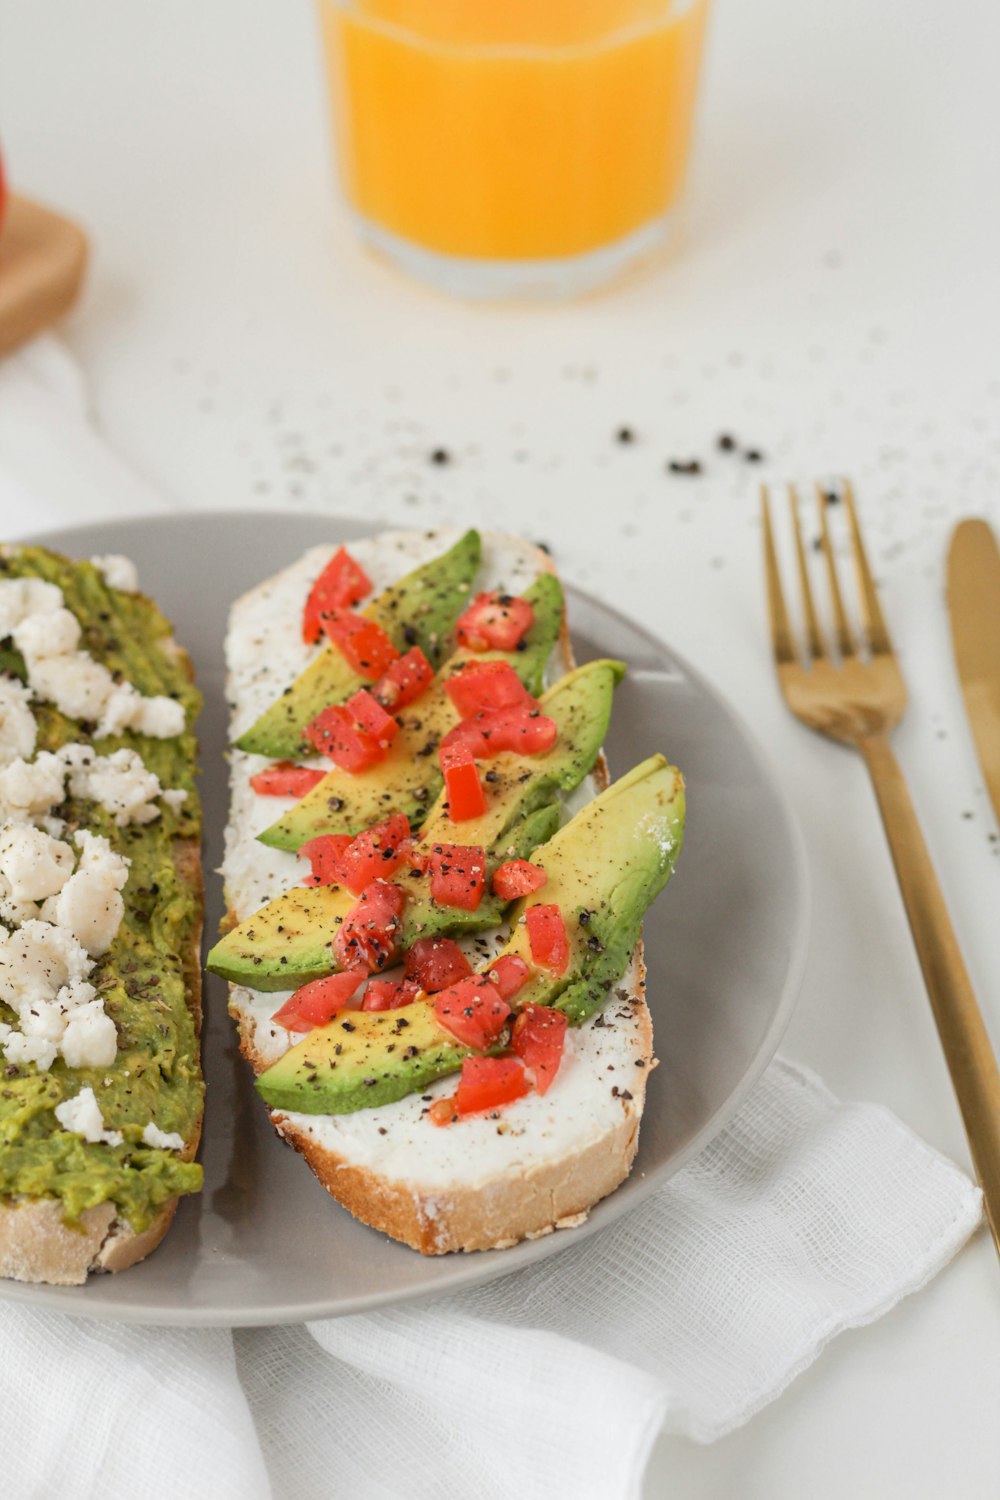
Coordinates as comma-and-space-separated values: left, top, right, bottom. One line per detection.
317, 0, 710, 297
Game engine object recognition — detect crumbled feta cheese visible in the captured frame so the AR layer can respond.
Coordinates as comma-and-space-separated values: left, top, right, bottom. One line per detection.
60, 1000, 118, 1069
97, 683, 185, 741
0, 751, 66, 823
13, 607, 81, 660
142, 1122, 185, 1151
61, 745, 162, 826
42, 830, 130, 956
0, 919, 92, 1011
18, 999, 68, 1043
161, 788, 188, 812
54, 1086, 122, 1146
27, 652, 114, 723
0, 578, 62, 637
0, 825, 74, 901
90, 554, 139, 593
2, 1031, 57, 1070
0, 677, 37, 768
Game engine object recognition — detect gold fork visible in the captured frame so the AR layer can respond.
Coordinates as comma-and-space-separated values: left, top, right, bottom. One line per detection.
763, 479, 1000, 1257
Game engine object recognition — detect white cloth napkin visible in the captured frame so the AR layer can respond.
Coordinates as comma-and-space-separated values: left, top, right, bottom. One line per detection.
0, 339, 984, 1500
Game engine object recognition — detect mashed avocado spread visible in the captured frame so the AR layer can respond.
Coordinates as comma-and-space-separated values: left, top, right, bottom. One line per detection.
0, 547, 203, 1231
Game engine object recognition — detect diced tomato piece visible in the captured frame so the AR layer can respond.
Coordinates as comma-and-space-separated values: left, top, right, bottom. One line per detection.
250, 762, 327, 798
455, 1056, 530, 1114
321, 607, 399, 679
512, 1004, 568, 1095
443, 748, 487, 822
492, 859, 548, 901
455, 591, 534, 652
525, 903, 570, 975
405, 936, 473, 993
323, 813, 411, 896
444, 660, 537, 719
362, 976, 420, 1011
439, 707, 557, 762
302, 547, 372, 644
333, 880, 407, 973
483, 953, 531, 1001
428, 1095, 459, 1127
433, 976, 510, 1048
271, 969, 366, 1032
373, 647, 434, 711
306, 705, 385, 772
346, 688, 398, 746
425, 841, 486, 911
298, 833, 352, 886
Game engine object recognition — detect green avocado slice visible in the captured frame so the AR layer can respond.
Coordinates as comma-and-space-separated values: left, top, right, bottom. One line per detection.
255, 755, 685, 1115
235, 529, 482, 758
207, 801, 561, 991
207, 656, 621, 989
255, 572, 565, 850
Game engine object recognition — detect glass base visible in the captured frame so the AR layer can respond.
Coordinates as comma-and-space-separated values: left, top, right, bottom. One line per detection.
350, 212, 671, 300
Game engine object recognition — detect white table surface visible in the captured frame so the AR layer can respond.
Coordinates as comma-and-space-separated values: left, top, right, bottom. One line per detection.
3, 0, 1000, 1494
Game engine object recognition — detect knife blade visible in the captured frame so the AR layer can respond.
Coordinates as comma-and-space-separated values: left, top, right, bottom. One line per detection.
947, 518, 1000, 825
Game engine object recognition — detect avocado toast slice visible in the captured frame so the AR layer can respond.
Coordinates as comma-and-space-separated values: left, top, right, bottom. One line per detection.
0, 544, 203, 1286
222, 528, 682, 1254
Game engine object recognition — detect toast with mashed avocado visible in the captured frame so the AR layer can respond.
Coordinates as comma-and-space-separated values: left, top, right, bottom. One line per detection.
0, 545, 203, 1285
218, 527, 683, 1253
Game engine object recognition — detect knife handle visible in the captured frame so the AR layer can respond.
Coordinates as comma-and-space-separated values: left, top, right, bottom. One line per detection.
859, 732, 1000, 1255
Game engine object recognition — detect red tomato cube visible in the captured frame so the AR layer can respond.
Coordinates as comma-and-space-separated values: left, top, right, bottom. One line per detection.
404, 936, 473, 992
333, 880, 407, 973
455, 1056, 530, 1114
512, 1004, 568, 1094
425, 842, 486, 910
492, 859, 548, 901
346, 688, 398, 746
443, 750, 487, 822
525, 903, 570, 975
298, 833, 353, 886
321, 607, 399, 679
302, 547, 372, 645
483, 953, 531, 1000
439, 707, 557, 763
361, 977, 420, 1011
373, 647, 434, 710
455, 592, 534, 652
325, 813, 411, 895
306, 705, 386, 772
250, 762, 328, 798
433, 976, 511, 1048
271, 969, 366, 1032
444, 660, 537, 719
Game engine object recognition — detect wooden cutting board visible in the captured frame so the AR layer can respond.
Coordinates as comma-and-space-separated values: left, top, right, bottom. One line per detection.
0, 194, 88, 357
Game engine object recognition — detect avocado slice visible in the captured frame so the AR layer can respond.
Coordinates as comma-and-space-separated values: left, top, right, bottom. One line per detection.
207, 657, 618, 989
235, 529, 482, 758
208, 801, 561, 991
255, 572, 565, 850
255, 755, 685, 1115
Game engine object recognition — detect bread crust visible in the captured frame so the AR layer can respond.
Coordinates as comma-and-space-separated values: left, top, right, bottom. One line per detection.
226, 531, 657, 1255
0, 635, 204, 1286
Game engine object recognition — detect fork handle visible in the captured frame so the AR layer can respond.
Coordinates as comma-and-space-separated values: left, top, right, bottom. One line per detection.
859, 732, 1000, 1254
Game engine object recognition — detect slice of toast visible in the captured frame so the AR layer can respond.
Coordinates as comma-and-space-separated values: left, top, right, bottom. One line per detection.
0, 553, 203, 1285
224, 528, 654, 1253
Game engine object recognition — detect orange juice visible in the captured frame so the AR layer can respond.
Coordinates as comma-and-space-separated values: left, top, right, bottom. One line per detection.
318, 0, 709, 291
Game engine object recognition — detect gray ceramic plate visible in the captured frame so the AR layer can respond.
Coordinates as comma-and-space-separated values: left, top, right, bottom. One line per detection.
0, 513, 808, 1326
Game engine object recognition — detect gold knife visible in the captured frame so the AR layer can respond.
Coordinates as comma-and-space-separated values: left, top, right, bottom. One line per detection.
948, 519, 1000, 821
946, 518, 1000, 1254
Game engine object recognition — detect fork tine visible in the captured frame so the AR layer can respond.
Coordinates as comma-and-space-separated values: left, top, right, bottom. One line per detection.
815, 483, 856, 658
761, 487, 797, 665
789, 484, 827, 660
842, 479, 892, 655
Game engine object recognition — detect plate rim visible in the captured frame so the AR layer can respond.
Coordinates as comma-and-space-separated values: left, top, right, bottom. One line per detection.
0, 511, 810, 1326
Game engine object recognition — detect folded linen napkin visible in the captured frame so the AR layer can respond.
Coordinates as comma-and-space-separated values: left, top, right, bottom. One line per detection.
0, 339, 983, 1500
